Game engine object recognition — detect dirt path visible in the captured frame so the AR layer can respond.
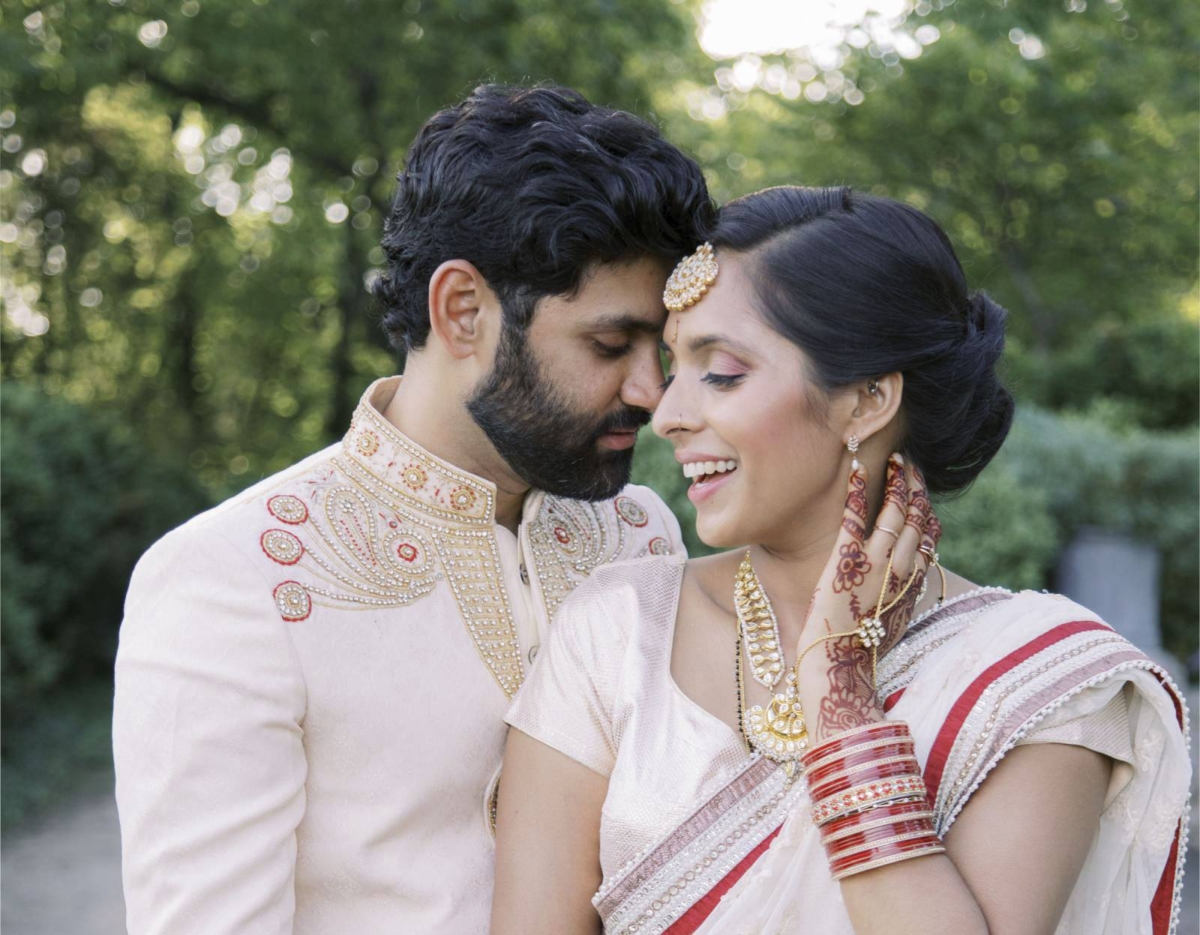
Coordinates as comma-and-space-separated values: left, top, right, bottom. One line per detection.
1, 791, 125, 934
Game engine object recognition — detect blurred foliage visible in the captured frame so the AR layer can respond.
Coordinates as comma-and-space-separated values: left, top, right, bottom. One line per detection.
1, 383, 208, 719
0, 677, 114, 830
634, 405, 1199, 661
1, 0, 698, 496
657, 0, 1199, 426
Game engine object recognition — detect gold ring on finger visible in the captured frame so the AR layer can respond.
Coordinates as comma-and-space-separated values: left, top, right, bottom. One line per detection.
876, 525, 901, 539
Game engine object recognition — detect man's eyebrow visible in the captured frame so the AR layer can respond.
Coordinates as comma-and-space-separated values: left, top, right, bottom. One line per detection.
586, 313, 665, 336
660, 333, 756, 356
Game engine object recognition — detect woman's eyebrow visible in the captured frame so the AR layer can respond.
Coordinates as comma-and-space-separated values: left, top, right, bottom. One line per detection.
660, 333, 756, 356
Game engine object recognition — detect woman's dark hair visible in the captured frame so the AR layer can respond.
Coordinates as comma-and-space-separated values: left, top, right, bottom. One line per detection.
711, 186, 1013, 496
374, 84, 716, 351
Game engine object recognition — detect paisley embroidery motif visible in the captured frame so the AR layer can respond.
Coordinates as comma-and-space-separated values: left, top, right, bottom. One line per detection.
261, 463, 523, 698
257, 378, 678, 698
527, 495, 628, 620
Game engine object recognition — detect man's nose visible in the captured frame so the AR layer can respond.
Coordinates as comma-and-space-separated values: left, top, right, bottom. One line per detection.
621, 345, 666, 413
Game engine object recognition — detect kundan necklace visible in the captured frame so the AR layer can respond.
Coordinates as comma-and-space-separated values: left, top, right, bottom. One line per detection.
734, 552, 809, 775
734, 549, 920, 779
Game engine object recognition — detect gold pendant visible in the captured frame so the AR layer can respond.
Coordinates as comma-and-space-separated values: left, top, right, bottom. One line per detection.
742, 674, 808, 770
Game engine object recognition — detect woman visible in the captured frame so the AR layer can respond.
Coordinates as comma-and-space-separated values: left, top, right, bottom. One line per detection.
491, 187, 1190, 934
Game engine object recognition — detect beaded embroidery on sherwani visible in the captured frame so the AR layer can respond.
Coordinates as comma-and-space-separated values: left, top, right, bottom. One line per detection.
528, 495, 647, 621
256, 380, 669, 700
255, 391, 525, 697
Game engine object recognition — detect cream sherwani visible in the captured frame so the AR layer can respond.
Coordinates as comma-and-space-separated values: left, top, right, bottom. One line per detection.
112, 376, 684, 934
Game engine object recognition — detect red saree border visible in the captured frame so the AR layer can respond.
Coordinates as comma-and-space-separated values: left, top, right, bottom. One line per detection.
1149, 669, 1187, 935
922, 619, 1189, 934
663, 824, 783, 935
594, 757, 779, 918
922, 620, 1110, 800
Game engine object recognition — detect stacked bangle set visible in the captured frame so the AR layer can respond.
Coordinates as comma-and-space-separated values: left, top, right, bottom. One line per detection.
801, 721, 945, 880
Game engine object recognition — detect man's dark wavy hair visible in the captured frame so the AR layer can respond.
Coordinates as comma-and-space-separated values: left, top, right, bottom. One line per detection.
374, 84, 716, 351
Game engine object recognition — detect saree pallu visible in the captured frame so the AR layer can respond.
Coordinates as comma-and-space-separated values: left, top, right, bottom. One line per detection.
593, 590, 1191, 935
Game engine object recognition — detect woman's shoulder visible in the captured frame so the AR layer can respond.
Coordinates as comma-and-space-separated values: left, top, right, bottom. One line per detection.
552, 553, 687, 643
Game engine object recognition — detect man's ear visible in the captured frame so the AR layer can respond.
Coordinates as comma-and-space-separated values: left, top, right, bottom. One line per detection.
845, 372, 904, 447
427, 259, 496, 360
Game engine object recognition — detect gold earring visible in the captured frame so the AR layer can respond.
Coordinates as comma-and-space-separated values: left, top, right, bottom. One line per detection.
847, 434, 861, 470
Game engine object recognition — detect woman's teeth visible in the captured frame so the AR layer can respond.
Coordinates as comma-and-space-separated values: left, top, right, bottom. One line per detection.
682, 460, 738, 482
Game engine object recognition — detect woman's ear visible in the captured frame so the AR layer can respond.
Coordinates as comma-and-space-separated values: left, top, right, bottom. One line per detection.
845, 373, 903, 447
427, 259, 495, 360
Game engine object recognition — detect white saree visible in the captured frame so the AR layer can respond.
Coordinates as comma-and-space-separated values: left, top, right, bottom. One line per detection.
505, 555, 1191, 935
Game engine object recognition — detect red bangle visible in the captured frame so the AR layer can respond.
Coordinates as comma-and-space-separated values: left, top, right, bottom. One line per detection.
808, 756, 920, 796
819, 800, 933, 840
832, 844, 947, 881
810, 760, 920, 802
819, 800, 933, 843
822, 817, 937, 854
802, 722, 912, 766
811, 775, 929, 825
830, 835, 940, 883
829, 830, 941, 867
805, 742, 916, 784
804, 736, 917, 777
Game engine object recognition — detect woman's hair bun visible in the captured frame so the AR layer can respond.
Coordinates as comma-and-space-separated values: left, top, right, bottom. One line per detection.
709, 187, 1016, 496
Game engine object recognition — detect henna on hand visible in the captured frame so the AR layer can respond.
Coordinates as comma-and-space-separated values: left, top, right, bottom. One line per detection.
815, 636, 880, 736
797, 453, 941, 737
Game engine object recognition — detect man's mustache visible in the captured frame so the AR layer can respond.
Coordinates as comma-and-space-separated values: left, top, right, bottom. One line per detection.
593, 407, 652, 437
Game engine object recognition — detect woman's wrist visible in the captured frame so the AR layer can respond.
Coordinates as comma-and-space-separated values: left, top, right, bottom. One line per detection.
796, 649, 885, 745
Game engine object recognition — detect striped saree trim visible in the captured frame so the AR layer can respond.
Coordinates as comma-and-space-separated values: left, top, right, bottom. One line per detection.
593, 756, 802, 935
921, 619, 1190, 934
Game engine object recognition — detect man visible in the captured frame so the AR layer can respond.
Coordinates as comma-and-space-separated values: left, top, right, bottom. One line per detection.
112, 84, 713, 933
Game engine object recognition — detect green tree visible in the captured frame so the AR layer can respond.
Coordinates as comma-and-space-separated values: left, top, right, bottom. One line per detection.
2, 0, 698, 493
656, 0, 1199, 427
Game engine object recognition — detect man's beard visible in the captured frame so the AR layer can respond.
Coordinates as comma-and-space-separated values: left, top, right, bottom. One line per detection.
467, 328, 650, 501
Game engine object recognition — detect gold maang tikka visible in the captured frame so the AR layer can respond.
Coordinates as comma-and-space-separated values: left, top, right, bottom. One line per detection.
664, 242, 719, 342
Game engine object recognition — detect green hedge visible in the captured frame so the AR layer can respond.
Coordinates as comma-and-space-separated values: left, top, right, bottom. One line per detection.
632, 406, 1199, 663
1, 384, 210, 723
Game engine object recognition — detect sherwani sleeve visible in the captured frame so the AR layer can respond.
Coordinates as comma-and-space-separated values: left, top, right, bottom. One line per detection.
113, 520, 308, 935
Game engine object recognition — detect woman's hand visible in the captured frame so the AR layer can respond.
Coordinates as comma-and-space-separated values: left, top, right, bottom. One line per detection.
796, 453, 940, 739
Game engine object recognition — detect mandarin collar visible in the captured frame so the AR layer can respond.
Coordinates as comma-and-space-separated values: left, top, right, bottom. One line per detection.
340, 376, 509, 527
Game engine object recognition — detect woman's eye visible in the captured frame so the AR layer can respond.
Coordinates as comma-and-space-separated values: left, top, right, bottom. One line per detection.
659, 374, 675, 392
702, 372, 745, 388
